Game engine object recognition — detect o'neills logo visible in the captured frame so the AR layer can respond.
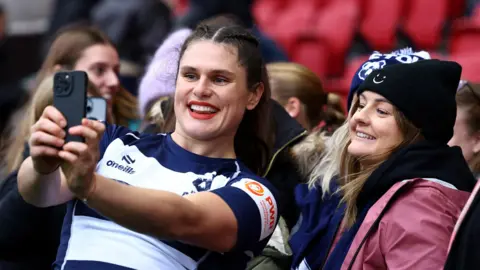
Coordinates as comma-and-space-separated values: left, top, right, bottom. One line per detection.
106, 160, 135, 174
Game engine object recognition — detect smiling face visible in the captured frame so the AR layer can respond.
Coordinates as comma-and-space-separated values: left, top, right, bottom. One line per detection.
74, 44, 120, 109
348, 91, 404, 162
173, 40, 263, 142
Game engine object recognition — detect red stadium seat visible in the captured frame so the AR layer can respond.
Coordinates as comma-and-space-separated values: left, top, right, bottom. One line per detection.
448, 0, 466, 19
253, 0, 288, 33
359, 0, 403, 51
449, 7, 480, 55
450, 53, 480, 82
314, 0, 360, 76
265, 0, 318, 54
290, 35, 330, 80
402, 0, 448, 49
323, 55, 370, 111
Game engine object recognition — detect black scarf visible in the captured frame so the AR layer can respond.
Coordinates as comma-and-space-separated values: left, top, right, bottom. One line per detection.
357, 140, 474, 211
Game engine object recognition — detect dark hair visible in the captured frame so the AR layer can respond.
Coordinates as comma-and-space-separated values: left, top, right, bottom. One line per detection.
457, 82, 480, 172
178, 23, 272, 175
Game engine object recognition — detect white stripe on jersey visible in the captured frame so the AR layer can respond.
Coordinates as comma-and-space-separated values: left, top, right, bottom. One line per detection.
64, 214, 197, 269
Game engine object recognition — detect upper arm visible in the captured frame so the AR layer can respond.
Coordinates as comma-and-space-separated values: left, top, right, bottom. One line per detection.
182, 178, 279, 253
381, 187, 457, 270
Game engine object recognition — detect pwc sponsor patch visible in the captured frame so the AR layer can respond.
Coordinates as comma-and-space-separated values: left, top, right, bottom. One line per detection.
232, 179, 278, 241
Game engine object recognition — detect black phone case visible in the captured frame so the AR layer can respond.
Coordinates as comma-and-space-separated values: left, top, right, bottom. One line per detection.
53, 71, 88, 143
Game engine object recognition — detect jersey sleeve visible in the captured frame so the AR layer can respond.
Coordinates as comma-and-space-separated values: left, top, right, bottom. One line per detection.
98, 123, 134, 160
210, 178, 279, 252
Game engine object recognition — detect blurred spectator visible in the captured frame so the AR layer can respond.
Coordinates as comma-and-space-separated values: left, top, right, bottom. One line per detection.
175, 1, 288, 63
37, 24, 138, 129
267, 62, 345, 132
449, 81, 480, 178
138, 28, 192, 119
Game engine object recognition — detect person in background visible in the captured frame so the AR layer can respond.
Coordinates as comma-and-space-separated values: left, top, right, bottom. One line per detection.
444, 81, 480, 270
267, 62, 344, 133
18, 23, 279, 270
137, 28, 192, 132
36, 23, 138, 128
448, 81, 480, 178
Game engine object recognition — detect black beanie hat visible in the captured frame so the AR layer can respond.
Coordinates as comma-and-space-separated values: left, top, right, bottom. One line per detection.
356, 59, 462, 144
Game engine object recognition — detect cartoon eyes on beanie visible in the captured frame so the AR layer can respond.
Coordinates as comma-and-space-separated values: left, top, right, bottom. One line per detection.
373, 74, 387, 84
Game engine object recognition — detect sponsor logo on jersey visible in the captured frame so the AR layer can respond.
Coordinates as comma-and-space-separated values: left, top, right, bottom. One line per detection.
106, 160, 135, 174
245, 181, 265, 196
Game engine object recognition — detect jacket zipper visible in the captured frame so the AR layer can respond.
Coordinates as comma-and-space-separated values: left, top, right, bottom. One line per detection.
262, 130, 308, 177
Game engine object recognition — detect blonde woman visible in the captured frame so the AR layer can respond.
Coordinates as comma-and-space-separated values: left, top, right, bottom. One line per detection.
267, 62, 345, 132
289, 60, 475, 270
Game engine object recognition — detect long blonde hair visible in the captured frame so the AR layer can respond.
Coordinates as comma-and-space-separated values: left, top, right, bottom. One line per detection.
4, 74, 103, 174
304, 96, 421, 227
338, 100, 422, 227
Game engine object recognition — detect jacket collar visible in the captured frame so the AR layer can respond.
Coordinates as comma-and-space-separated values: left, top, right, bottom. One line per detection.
263, 100, 307, 177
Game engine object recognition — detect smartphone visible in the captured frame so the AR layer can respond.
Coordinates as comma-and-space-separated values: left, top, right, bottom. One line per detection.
53, 71, 88, 143
86, 97, 107, 122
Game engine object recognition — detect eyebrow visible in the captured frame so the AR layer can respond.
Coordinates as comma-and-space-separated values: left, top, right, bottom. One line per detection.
91, 61, 120, 70
180, 65, 235, 76
359, 93, 390, 104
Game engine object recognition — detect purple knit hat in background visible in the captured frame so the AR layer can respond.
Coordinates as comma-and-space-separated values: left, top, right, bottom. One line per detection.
138, 28, 193, 117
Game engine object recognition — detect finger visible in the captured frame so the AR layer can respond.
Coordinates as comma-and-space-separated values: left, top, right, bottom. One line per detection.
82, 118, 106, 134
30, 145, 60, 158
68, 126, 98, 142
58, 150, 78, 164
30, 131, 65, 148
31, 118, 66, 138
62, 142, 88, 156
42, 106, 67, 128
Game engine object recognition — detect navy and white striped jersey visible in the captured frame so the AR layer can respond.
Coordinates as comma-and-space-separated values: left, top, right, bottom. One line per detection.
54, 124, 279, 270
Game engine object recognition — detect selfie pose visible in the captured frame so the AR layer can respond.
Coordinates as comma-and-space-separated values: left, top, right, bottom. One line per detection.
289, 60, 475, 270
17, 24, 279, 270
0, 25, 134, 270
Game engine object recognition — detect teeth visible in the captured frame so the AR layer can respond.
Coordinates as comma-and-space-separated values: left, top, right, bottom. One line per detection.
190, 104, 218, 113
103, 94, 111, 101
356, 132, 375, 140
